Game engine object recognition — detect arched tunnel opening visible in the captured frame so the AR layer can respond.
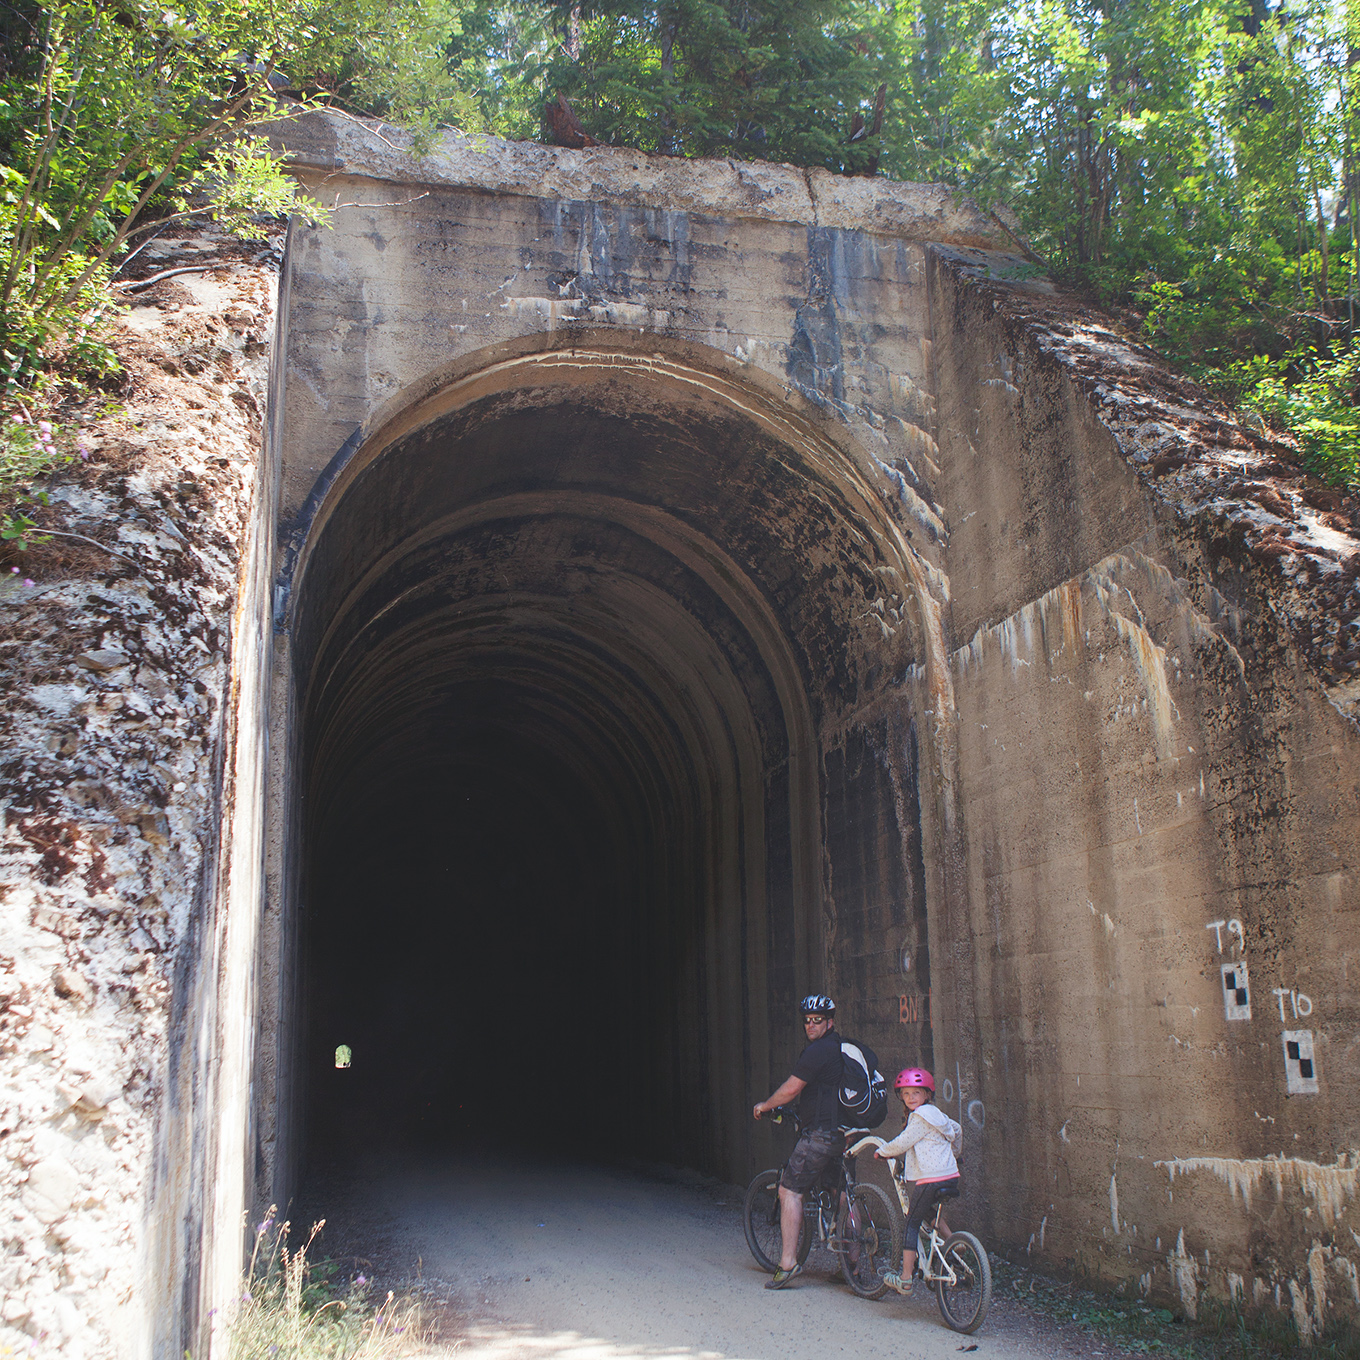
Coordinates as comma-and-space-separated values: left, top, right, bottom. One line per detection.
285, 346, 927, 1192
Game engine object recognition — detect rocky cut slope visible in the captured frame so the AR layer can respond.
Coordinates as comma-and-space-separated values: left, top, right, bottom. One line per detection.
0, 229, 278, 1356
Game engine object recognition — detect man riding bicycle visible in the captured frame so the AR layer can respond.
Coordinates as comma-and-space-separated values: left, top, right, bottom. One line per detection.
752, 993, 844, 1289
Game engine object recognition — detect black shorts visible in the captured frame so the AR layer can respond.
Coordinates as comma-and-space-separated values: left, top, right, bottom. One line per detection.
779, 1127, 841, 1193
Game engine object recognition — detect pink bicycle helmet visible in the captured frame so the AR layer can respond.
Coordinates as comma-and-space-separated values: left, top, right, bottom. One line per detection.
893, 1067, 935, 1092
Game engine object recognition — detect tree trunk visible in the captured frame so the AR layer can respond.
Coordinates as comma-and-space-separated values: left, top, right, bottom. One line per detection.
1314, 183, 1329, 304
659, 6, 677, 154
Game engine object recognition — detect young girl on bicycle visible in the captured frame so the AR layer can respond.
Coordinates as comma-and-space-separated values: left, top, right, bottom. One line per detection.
874, 1067, 961, 1296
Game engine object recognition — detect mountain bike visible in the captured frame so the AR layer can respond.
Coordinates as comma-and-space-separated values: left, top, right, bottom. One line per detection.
743, 1109, 901, 1298
848, 1134, 992, 1333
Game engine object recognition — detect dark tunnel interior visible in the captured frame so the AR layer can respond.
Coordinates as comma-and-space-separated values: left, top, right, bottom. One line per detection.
287, 357, 921, 1190
306, 749, 637, 1157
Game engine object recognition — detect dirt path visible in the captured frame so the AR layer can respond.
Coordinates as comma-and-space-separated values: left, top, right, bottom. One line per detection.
299, 1156, 1136, 1360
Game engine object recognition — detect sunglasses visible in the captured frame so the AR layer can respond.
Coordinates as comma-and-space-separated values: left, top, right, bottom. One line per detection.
803, 1014, 828, 1024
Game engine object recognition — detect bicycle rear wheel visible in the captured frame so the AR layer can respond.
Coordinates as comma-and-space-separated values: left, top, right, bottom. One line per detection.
935, 1231, 992, 1333
742, 1169, 812, 1273
835, 1182, 901, 1299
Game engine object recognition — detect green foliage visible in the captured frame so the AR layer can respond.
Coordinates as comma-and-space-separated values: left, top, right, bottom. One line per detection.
4, 0, 1355, 487
1244, 346, 1360, 486
176, 137, 327, 242
286, 0, 486, 132
0, 0, 481, 390
513, 0, 892, 168
0, 412, 81, 551
223, 1210, 425, 1360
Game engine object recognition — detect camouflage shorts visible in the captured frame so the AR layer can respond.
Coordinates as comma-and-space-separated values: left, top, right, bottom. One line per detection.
779, 1126, 841, 1193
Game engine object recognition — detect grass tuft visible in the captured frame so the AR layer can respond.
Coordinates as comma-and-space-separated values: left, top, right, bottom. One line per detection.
224, 1208, 428, 1360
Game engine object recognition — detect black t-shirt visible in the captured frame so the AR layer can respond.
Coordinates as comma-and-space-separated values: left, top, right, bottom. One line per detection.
791, 1029, 843, 1130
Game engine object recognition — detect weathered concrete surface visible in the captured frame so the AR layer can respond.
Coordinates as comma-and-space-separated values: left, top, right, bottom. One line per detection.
248, 112, 1360, 1344
253, 112, 1360, 1342
279, 110, 1007, 245
264, 111, 979, 1226
925, 253, 1360, 1334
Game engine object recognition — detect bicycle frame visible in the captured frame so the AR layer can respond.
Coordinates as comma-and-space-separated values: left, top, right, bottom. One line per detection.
777, 1109, 859, 1240
745, 1114, 912, 1302
848, 1135, 964, 1288
771, 1109, 865, 1247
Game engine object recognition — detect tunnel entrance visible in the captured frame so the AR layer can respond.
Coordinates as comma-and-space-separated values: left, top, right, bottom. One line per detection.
284, 341, 924, 1188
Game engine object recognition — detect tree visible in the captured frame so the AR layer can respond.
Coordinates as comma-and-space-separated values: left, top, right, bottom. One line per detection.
524, 0, 893, 170
0, 0, 479, 386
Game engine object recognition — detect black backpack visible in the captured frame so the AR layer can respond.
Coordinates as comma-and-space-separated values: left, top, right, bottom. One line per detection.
838, 1038, 888, 1128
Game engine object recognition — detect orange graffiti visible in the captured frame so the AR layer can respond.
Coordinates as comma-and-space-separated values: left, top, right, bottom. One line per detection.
899, 991, 931, 1025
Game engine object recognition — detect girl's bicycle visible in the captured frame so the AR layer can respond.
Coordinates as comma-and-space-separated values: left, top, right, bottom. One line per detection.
743, 1109, 902, 1298
848, 1134, 993, 1333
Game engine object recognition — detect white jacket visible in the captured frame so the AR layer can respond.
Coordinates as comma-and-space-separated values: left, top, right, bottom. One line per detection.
879, 1103, 962, 1182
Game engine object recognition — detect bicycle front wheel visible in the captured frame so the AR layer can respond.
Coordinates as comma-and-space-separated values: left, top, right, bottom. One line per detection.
835, 1182, 902, 1299
935, 1231, 992, 1333
742, 1169, 812, 1273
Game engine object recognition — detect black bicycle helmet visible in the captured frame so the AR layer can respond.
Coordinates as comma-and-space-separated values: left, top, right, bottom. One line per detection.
800, 993, 836, 1015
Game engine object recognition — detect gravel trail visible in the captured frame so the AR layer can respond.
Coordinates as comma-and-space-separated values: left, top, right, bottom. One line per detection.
299, 1156, 1136, 1360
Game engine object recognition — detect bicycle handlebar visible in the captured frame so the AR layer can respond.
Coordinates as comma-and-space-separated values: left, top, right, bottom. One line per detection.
848, 1134, 904, 1178
848, 1134, 887, 1157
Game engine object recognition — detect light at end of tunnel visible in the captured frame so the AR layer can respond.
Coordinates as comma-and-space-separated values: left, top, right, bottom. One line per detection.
335, 1044, 352, 1069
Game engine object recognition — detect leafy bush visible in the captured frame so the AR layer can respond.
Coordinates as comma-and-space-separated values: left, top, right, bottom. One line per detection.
1242, 345, 1360, 488
0, 0, 477, 393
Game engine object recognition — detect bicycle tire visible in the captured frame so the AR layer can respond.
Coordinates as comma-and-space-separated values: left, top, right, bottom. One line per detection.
742, 1169, 812, 1273
935, 1231, 992, 1333
835, 1182, 902, 1299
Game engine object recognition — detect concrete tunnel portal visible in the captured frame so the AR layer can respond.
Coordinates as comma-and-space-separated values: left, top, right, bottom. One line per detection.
283, 341, 933, 1187
15, 123, 1351, 1352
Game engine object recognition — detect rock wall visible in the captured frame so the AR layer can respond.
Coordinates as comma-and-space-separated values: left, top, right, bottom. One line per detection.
0, 240, 278, 1357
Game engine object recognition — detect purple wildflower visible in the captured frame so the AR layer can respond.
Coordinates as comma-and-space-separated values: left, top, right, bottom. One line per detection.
22, 579, 33, 588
